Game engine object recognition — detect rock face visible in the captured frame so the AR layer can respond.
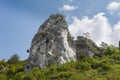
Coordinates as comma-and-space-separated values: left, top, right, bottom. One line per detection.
25, 14, 76, 74
75, 36, 100, 60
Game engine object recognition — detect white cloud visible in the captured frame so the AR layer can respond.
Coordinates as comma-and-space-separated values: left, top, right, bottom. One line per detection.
107, 1, 120, 15
112, 21, 120, 45
68, 0, 74, 2
68, 12, 120, 46
107, 1, 120, 11
59, 4, 78, 11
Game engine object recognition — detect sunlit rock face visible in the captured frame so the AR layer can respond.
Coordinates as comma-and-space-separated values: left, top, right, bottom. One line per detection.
25, 14, 76, 74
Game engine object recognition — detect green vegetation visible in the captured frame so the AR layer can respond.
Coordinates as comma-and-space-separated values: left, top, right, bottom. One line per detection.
7, 54, 19, 64
0, 45, 120, 80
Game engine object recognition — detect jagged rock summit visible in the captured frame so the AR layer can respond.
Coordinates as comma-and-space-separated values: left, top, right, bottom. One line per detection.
25, 14, 76, 74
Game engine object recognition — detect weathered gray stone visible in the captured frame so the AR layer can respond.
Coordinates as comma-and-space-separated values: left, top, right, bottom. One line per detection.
25, 14, 76, 74
75, 36, 100, 60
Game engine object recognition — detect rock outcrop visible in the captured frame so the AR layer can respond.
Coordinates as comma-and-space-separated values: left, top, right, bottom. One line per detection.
75, 36, 101, 60
25, 14, 76, 74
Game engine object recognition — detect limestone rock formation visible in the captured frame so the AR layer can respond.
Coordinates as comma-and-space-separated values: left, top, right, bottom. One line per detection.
75, 36, 100, 60
25, 14, 76, 74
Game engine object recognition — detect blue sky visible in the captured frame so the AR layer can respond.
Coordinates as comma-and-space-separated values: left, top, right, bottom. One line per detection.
0, 0, 120, 60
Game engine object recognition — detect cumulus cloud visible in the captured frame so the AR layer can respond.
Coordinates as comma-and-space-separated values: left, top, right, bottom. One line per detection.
59, 4, 78, 11
107, 1, 120, 15
107, 1, 120, 11
68, 12, 120, 46
112, 21, 120, 45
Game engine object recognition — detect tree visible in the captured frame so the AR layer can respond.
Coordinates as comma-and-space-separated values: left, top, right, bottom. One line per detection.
83, 32, 90, 39
7, 54, 19, 64
100, 42, 108, 48
119, 41, 120, 51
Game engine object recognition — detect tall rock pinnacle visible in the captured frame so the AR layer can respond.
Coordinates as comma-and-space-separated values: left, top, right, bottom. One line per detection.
25, 14, 76, 74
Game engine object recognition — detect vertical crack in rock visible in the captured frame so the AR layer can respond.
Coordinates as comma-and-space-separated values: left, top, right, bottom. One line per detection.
25, 14, 76, 74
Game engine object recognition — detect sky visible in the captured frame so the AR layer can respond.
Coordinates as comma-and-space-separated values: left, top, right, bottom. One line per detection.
0, 0, 120, 60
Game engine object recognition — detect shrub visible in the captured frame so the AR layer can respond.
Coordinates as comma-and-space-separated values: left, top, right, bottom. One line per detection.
14, 72, 26, 80
50, 71, 75, 80
104, 45, 119, 55
91, 59, 111, 71
111, 53, 120, 61
76, 61, 91, 71
0, 74, 7, 80
25, 67, 46, 80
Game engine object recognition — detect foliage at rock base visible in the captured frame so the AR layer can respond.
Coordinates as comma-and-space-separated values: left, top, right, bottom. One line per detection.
0, 45, 120, 80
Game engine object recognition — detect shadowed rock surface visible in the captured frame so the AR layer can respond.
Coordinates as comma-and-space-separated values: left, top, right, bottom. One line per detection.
25, 14, 76, 74
75, 36, 101, 60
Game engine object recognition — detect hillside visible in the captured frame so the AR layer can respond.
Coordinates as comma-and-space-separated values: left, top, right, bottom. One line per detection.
0, 14, 120, 80
0, 45, 120, 80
